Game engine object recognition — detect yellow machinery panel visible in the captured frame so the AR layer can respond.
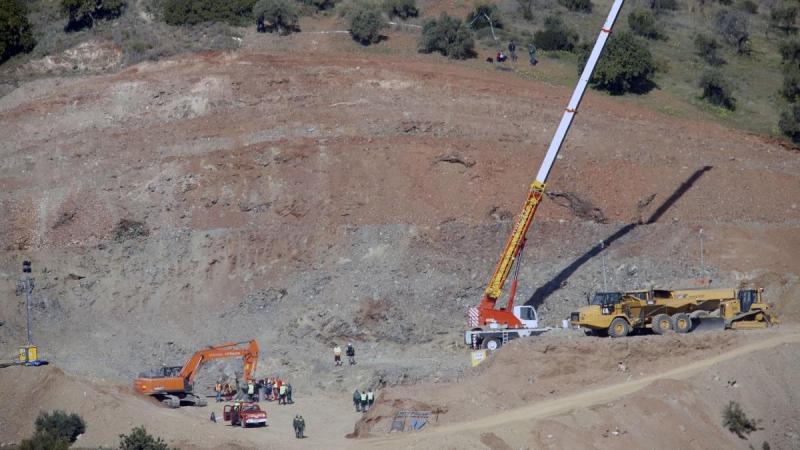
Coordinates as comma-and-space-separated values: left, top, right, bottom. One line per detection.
18, 345, 37, 363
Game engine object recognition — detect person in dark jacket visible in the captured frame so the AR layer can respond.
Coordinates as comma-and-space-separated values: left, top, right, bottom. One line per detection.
508, 40, 517, 62
293, 415, 305, 438
528, 43, 538, 66
346, 343, 356, 365
353, 389, 361, 412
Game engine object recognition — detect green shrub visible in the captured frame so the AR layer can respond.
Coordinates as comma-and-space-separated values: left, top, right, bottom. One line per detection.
384, 0, 418, 19
62, 0, 126, 31
560, 0, 592, 13
699, 69, 736, 109
0, 0, 36, 63
582, 31, 656, 95
419, 13, 475, 59
119, 426, 175, 450
254, 0, 299, 34
770, 1, 798, 34
628, 8, 660, 39
781, 64, 800, 101
780, 103, 800, 142
649, 0, 678, 12
534, 15, 578, 51
34, 410, 86, 443
466, 1, 503, 29
113, 219, 148, 242
303, 0, 338, 11
722, 401, 758, 438
779, 38, 800, 63
348, 1, 385, 45
736, 0, 757, 14
713, 8, 750, 54
694, 33, 725, 65
17, 431, 70, 450
517, 0, 534, 21
162, 0, 257, 26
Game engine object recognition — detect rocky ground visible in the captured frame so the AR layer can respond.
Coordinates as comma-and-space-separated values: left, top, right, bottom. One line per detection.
0, 21, 799, 450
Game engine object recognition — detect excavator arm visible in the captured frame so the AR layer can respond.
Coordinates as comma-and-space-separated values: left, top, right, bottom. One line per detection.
135, 339, 260, 404
180, 340, 260, 386
472, 0, 625, 328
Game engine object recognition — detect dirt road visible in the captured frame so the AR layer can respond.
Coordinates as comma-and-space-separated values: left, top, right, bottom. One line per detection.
360, 331, 800, 448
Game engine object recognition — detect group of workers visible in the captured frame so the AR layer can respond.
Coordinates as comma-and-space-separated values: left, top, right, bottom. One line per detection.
495, 40, 537, 66
208, 341, 375, 440
352, 389, 375, 412
333, 342, 356, 367
214, 377, 293, 404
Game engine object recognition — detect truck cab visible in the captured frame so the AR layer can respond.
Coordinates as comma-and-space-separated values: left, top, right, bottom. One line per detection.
570, 290, 651, 331
223, 402, 267, 428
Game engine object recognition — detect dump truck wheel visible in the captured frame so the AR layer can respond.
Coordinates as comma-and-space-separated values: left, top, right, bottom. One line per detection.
672, 313, 691, 333
608, 318, 630, 338
652, 314, 673, 335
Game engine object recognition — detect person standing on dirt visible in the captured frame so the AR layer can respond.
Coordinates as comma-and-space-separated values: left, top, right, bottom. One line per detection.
508, 40, 517, 62
215, 379, 223, 403
257, 378, 266, 402
279, 382, 288, 405
294, 414, 306, 438
346, 343, 356, 365
528, 43, 538, 66
353, 389, 362, 412
247, 380, 255, 401
293, 415, 301, 437
366, 389, 374, 410
286, 383, 293, 404
360, 390, 368, 412
334, 344, 343, 366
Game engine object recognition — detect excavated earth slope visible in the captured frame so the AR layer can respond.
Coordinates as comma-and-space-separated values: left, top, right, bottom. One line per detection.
1, 47, 799, 448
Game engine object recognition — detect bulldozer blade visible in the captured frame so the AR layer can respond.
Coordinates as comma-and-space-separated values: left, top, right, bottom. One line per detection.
692, 317, 725, 332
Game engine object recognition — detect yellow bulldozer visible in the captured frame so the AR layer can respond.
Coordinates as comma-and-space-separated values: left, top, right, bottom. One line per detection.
570, 288, 775, 337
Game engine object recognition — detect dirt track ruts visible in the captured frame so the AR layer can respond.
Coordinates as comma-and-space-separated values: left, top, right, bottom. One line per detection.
359, 331, 800, 447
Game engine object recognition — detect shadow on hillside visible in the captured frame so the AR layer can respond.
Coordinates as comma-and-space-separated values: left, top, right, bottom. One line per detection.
524, 165, 713, 308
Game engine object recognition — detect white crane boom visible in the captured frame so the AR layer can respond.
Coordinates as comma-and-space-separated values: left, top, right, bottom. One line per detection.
535, 0, 625, 184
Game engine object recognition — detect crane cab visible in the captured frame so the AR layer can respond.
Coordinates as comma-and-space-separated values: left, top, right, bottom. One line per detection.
513, 305, 539, 329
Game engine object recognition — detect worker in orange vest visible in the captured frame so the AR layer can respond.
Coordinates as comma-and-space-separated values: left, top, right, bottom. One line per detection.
215, 379, 223, 402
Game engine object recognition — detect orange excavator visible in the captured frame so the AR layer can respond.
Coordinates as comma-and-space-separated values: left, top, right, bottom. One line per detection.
134, 340, 259, 408
465, 0, 626, 351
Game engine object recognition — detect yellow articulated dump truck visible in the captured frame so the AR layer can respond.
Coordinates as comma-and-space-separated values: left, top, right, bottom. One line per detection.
570, 288, 775, 337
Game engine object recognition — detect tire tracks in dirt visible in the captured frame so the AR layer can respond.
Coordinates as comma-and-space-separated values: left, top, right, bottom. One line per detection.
359, 331, 800, 448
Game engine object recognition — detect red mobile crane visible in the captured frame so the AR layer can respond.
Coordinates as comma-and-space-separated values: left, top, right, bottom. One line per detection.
465, 0, 626, 350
